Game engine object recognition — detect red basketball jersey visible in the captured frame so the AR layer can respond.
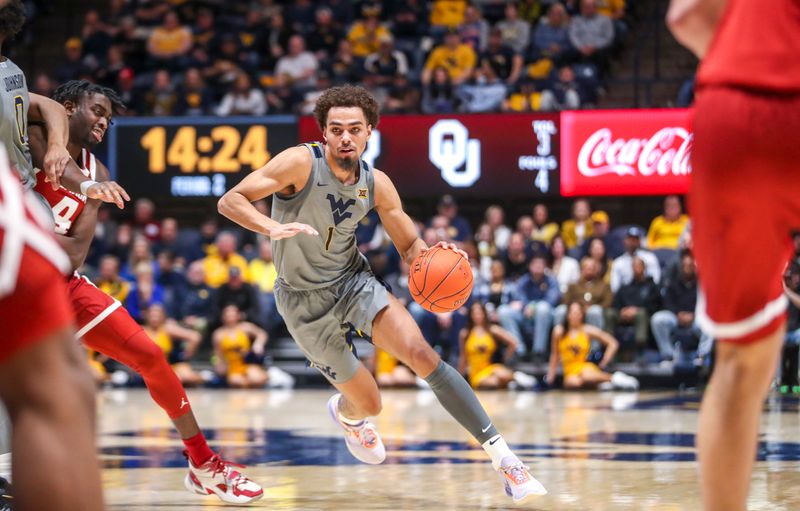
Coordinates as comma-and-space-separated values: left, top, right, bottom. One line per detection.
33, 148, 97, 235
697, 0, 800, 93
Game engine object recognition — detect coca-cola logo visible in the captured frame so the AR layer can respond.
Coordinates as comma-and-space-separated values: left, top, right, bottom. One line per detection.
577, 127, 693, 178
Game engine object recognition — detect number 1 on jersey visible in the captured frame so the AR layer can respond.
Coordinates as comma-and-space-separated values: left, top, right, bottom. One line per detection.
325, 226, 335, 251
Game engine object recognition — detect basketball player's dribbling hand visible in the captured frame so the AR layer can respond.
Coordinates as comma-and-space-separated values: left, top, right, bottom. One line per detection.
268, 222, 319, 240
422, 241, 469, 261
85, 181, 130, 209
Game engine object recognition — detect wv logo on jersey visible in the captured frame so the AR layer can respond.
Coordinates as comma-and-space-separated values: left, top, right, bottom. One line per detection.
326, 194, 355, 226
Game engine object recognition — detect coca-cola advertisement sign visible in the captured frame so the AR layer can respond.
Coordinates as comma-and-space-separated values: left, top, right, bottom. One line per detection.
560, 109, 692, 196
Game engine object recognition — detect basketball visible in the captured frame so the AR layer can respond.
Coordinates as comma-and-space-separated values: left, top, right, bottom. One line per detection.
409, 246, 474, 313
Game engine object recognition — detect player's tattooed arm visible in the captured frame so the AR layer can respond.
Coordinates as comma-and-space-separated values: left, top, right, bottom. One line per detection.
667, 0, 728, 58
219, 146, 318, 239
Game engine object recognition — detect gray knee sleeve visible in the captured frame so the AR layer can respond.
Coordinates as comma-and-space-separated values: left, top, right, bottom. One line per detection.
425, 360, 498, 443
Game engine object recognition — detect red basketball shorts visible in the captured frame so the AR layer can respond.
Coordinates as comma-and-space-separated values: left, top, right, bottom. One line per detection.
0, 245, 74, 362
691, 86, 800, 343
68, 275, 141, 342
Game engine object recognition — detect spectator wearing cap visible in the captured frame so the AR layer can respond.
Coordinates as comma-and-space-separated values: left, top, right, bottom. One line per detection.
202, 232, 250, 288
364, 35, 409, 88
495, 3, 530, 54
216, 72, 267, 116
576, 209, 610, 258
422, 29, 477, 86
435, 195, 472, 242
212, 266, 260, 327
275, 35, 319, 89
610, 226, 661, 293
498, 255, 561, 358
532, 203, 560, 246
116, 66, 140, 116
348, 5, 392, 58
146, 10, 192, 71
481, 28, 523, 85
561, 198, 593, 250
56, 38, 88, 83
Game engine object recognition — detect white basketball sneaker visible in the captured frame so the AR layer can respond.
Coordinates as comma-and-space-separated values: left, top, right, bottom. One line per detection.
496, 456, 547, 502
327, 393, 386, 465
184, 452, 264, 504
611, 371, 640, 391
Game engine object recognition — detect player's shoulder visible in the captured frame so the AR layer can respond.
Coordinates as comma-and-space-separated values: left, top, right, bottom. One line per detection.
271, 144, 314, 170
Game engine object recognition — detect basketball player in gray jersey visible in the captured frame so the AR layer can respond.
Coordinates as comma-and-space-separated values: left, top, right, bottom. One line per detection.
0, 0, 127, 208
219, 85, 546, 502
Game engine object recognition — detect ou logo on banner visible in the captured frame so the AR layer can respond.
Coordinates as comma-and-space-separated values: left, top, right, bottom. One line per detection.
428, 120, 480, 187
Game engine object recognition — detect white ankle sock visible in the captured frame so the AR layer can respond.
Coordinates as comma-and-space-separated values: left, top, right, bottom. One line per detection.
482, 434, 514, 470
338, 411, 365, 427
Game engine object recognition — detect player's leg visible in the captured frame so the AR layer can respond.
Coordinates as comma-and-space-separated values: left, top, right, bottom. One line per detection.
372, 295, 546, 500
80, 308, 262, 503
392, 365, 418, 386
690, 87, 800, 511
697, 330, 783, 511
0, 328, 105, 511
578, 368, 612, 387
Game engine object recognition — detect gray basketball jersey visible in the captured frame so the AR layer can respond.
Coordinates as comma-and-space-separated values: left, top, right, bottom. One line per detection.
272, 142, 375, 290
0, 58, 33, 189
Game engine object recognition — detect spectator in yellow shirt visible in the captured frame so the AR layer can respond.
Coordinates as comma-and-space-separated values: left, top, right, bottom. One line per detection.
595, 0, 626, 20
422, 30, 477, 85
647, 195, 689, 250
561, 199, 593, 250
146, 10, 192, 69
532, 203, 560, 246
202, 232, 249, 288
430, 0, 467, 29
347, 6, 391, 58
248, 240, 277, 294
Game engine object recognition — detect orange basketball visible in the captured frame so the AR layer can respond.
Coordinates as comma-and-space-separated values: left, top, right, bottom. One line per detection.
409, 246, 474, 313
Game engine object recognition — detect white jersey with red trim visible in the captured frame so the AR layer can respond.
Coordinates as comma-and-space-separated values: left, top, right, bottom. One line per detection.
33, 148, 96, 235
0, 144, 70, 299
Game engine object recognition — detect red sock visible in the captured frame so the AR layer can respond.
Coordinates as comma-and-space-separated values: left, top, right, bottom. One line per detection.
183, 432, 215, 466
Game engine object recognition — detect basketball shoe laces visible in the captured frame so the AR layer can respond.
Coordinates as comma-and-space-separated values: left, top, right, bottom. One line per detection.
345, 422, 378, 449
208, 454, 249, 491
502, 462, 531, 485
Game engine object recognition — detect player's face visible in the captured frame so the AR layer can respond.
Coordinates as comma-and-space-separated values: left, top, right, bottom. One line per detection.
324, 106, 372, 171
69, 93, 113, 147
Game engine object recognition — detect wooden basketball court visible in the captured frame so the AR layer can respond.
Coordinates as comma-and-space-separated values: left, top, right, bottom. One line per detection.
4, 388, 800, 510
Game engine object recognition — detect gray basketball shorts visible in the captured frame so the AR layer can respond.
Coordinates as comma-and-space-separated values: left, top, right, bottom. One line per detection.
273, 269, 390, 384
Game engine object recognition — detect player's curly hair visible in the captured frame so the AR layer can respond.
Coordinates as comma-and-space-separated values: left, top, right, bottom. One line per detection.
52, 80, 126, 115
0, 0, 26, 39
313, 85, 380, 132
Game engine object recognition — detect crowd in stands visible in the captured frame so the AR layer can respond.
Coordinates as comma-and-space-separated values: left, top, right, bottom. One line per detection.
30, 0, 635, 116
76, 191, 725, 391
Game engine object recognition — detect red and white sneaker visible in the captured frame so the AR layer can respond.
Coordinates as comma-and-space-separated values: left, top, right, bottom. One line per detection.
497, 456, 547, 502
327, 393, 386, 465
184, 451, 264, 504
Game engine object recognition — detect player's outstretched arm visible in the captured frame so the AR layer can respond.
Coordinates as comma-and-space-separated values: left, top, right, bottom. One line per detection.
666, 0, 728, 58
218, 146, 318, 240
373, 169, 467, 264
28, 93, 70, 187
